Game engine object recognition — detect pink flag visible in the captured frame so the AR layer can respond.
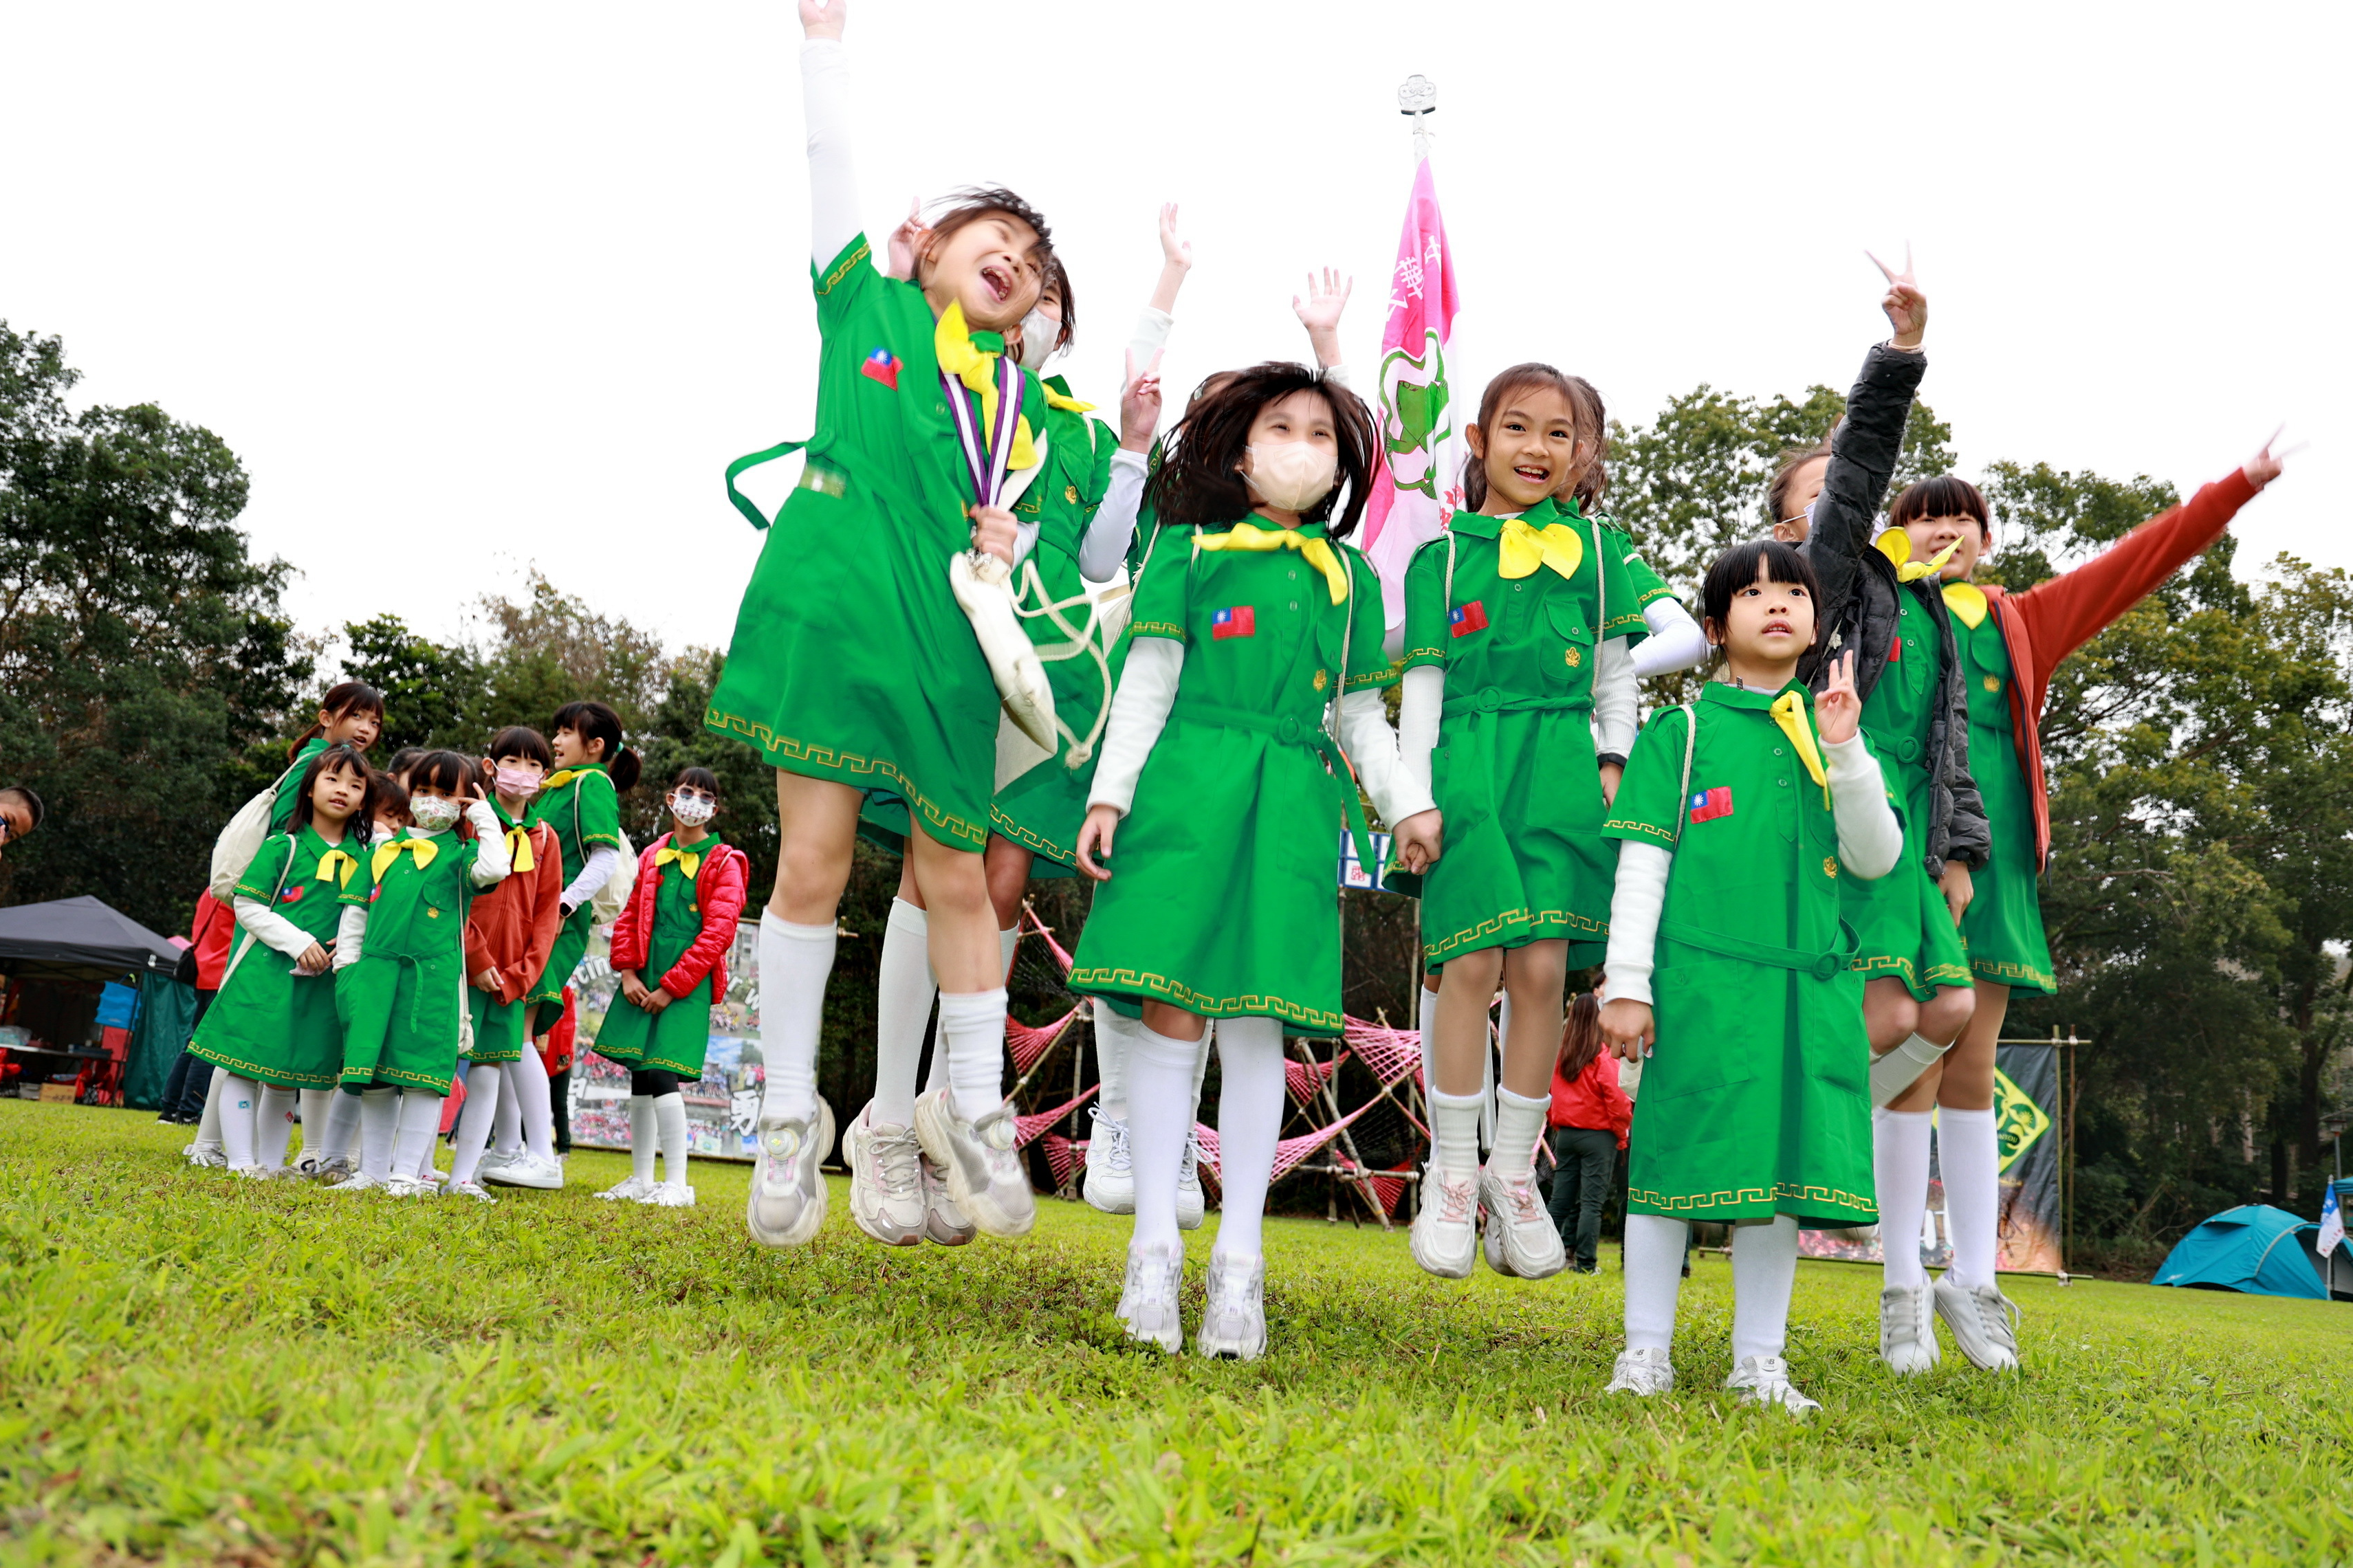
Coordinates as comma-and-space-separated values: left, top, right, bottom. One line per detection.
1362, 157, 1463, 634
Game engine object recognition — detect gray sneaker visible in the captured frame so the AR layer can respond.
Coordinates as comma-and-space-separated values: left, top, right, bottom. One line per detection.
912, 1088, 1035, 1239
1604, 1346, 1676, 1396
1117, 1242, 1185, 1353
1196, 1250, 1267, 1360
745, 1097, 835, 1249
1879, 1283, 1940, 1375
1725, 1354, 1821, 1415
1478, 1164, 1566, 1279
919, 1151, 976, 1245
1932, 1274, 2021, 1371
846, 1103, 926, 1248
1175, 1131, 1206, 1230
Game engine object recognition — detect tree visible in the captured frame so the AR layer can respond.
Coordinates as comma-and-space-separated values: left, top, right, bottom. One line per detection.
341, 612, 486, 755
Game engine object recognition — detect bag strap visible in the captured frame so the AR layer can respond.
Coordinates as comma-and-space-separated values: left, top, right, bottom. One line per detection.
1672, 703, 1698, 849
217, 835, 301, 989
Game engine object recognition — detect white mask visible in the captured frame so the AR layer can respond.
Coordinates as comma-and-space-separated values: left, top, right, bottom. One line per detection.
408, 795, 462, 832
1242, 440, 1338, 514
670, 793, 716, 828
1018, 309, 1062, 368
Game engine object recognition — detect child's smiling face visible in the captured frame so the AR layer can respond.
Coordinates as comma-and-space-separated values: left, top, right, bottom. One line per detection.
921, 212, 1046, 333
1901, 511, 1987, 582
549, 727, 601, 769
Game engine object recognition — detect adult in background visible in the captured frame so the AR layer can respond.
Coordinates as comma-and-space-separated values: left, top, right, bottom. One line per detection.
1545, 992, 1631, 1275
0, 785, 41, 858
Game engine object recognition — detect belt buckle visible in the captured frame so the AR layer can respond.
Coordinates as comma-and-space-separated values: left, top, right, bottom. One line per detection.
1476, 687, 1502, 714
1276, 716, 1304, 744
1811, 953, 1842, 980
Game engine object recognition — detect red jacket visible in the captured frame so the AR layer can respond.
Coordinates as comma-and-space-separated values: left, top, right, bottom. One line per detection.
463, 819, 565, 1004
190, 894, 234, 991
540, 986, 578, 1075
1550, 1052, 1632, 1149
1979, 467, 2258, 870
609, 832, 749, 1000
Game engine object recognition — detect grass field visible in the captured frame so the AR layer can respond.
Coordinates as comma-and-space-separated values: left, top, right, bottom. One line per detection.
3, 1101, 2350, 1566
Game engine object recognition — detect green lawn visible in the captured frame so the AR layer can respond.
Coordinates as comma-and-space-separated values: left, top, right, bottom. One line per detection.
3, 1101, 2350, 1566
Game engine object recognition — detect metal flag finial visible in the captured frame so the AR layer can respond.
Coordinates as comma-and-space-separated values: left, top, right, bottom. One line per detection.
1398, 75, 1436, 161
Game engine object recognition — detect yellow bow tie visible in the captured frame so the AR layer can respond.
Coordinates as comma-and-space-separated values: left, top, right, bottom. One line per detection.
1194, 522, 1350, 604
541, 769, 578, 790
1874, 529, 1962, 584
504, 825, 536, 875
654, 844, 701, 881
1497, 518, 1586, 582
1768, 692, 1830, 806
933, 300, 1039, 474
1041, 386, 1095, 414
315, 848, 359, 889
1941, 579, 1989, 630
371, 835, 438, 881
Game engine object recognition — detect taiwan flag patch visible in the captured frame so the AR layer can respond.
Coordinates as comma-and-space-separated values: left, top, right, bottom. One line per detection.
1212, 606, 1256, 639
280, 885, 305, 904
1687, 786, 1734, 824
1450, 601, 1489, 637
860, 347, 901, 390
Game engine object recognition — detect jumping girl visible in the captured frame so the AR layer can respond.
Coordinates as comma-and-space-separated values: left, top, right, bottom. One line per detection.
1598, 542, 1901, 1413
184, 745, 374, 1176
708, 0, 1060, 1250
1394, 364, 1642, 1283
329, 751, 511, 1195
1069, 363, 1438, 1359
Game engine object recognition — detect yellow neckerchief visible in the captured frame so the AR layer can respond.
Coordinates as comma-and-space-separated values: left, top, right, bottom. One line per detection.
1496, 516, 1586, 582
654, 843, 703, 881
1942, 579, 1989, 629
1873, 528, 1963, 584
1767, 691, 1831, 806
932, 300, 1039, 474
314, 847, 360, 888
1042, 386, 1095, 414
503, 824, 536, 875
1194, 522, 1350, 604
541, 766, 595, 791
371, 835, 437, 881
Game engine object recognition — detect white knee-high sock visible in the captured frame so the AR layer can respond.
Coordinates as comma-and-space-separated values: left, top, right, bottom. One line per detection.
197, 1066, 227, 1148
1938, 1107, 2002, 1289
297, 1087, 336, 1161
1416, 984, 1439, 1104
393, 1092, 445, 1178
873, 898, 937, 1127
937, 988, 1009, 1122
490, 1060, 523, 1156
1871, 1031, 1949, 1108
1428, 1088, 1485, 1180
324, 1086, 361, 1160
1491, 1085, 1550, 1178
1731, 1216, 1802, 1363
760, 912, 835, 1126
1874, 1107, 1935, 1292
450, 1069, 501, 1184
997, 925, 1020, 985
1093, 1003, 1140, 1120
1190, 1025, 1212, 1112
654, 1092, 690, 1187
1623, 1213, 1690, 1354
1209, 1017, 1286, 1263
1128, 1024, 1201, 1255
627, 1094, 657, 1184
358, 1087, 399, 1180
256, 1085, 300, 1170
507, 1046, 556, 1162
219, 1074, 261, 1169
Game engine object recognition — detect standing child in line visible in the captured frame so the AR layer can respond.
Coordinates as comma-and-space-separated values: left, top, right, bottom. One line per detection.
1394, 364, 1642, 1282
184, 745, 375, 1176
1546, 992, 1631, 1275
1867, 436, 2293, 1373
1597, 542, 1902, 1413
1069, 363, 1439, 1359
447, 728, 567, 1202
708, 0, 1060, 1250
595, 768, 750, 1208
329, 752, 511, 1195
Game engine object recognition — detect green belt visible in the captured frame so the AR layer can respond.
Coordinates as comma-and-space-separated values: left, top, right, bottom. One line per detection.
1660, 918, 1860, 981
1169, 699, 1379, 874
1440, 688, 1593, 720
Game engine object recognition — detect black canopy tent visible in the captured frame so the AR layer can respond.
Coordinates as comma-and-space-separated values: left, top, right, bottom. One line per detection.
0, 896, 192, 1109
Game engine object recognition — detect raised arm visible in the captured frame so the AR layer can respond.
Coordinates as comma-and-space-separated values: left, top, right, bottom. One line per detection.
1798, 256, 1928, 628
1293, 269, 1353, 382
800, 1, 860, 269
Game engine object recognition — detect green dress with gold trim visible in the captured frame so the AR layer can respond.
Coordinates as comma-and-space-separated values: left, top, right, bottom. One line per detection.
526, 762, 620, 1035
593, 835, 726, 1079
337, 829, 481, 1093
1596, 516, 1681, 616
1602, 683, 1878, 1226
1951, 586, 2057, 994
187, 826, 360, 1090
1069, 519, 1390, 1036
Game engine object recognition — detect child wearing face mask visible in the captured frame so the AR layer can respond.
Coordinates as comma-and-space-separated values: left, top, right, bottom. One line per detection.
446, 728, 567, 1202
709, 0, 1062, 1255
595, 769, 750, 1208
328, 751, 512, 1196
1392, 365, 1644, 1285
185, 745, 377, 1178
1596, 542, 1901, 1415
1067, 363, 1438, 1360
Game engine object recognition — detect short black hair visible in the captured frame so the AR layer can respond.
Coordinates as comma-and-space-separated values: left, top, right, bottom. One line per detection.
670, 766, 722, 801
549, 700, 642, 791
1890, 474, 1991, 538
1146, 363, 1379, 538
485, 726, 554, 769
386, 747, 426, 783
1700, 540, 1823, 636
406, 749, 478, 800
0, 784, 43, 833
372, 771, 412, 824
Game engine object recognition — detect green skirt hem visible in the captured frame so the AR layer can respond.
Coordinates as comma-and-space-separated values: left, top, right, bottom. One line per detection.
340, 1063, 456, 1093
987, 805, 1077, 874
1968, 955, 2057, 995
466, 1046, 525, 1065
1628, 1182, 1877, 1226
1068, 966, 1339, 1037
1853, 953, 1973, 1001
704, 702, 988, 851
640, 1048, 710, 1078
593, 1042, 646, 1065
183, 1044, 340, 1091
1423, 908, 1609, 964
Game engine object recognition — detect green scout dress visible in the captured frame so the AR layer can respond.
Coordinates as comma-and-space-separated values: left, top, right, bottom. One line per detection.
1844, 584, 1973, 1000
1597, 516, 1681, 617
1068, 518, 1390, 1036
706, 232, 1047, 854
1601, 683, 1878, 1226
593, 836, 727, 1078
187, 826, 362, 1089
1949, 584, 2057, 995
338, 829, 482, 1092
1396, 498, 1643, 966
526, 762, 621, 1035
466, 802, 540, 1064
268, 738, 331, 832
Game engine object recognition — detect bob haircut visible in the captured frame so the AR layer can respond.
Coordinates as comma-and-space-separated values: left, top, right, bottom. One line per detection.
0, 784, 43, 832
290, 681, 385, 762
549, 700, 642, 791
1038, 254, 1077, 355
286, 744, 376, 839
669, 766, 723, 802
1700, 539, 1824, 637
404, 749, 479, 802
1145, 362, 1379, 538
1462, 362, 1610, 514
385, 748, 426, 784
1889, 474, 1991, 536
372, 771, 412, 826
485, 726, 554, 769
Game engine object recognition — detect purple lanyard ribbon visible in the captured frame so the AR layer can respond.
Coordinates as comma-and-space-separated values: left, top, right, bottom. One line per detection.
940, 352, 1025, 510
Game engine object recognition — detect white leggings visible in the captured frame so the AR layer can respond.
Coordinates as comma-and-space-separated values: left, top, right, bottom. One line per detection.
1128, 1016, 1286, 1261
1625, 1213, 1802, 1363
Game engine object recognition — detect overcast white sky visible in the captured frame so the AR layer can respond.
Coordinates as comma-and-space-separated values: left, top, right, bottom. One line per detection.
8, 1, 2345, 663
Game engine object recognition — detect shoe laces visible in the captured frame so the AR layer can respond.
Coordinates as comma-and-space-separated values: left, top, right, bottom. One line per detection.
1432, 1172, 1476, 1222
869, 1123, 922, 1198
1091, 1108, 1132, 1173
1973, 1285, 2022, 1345
1498, 1173, 1543, 1223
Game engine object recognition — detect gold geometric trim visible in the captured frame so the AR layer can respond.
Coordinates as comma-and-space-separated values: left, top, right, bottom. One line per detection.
1853, 952, 1973, 993
1129, 619, 1187, 641
1628, 1180, 1876, 1217
182, 1043, 340, 1090
1602, 816, 1679, 847
987, 805, 1075, 870
640, 1048, 711, 1076
1425, 906, 1609, 963
704, 704, 988, 850
1066, 964, 1342, 1034
340, 1064, 457, 1092
1969, 955, 2057, 991
817, 241, 871, 297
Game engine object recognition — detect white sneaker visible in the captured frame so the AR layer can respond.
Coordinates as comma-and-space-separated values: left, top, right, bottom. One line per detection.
1196, 1250, 1267, 1361
324, 1170, 386, 1194
912, 1088, 1035, 1239
309, 1153, 356, 1182
1932, 1274, 2022, 1371
1879, 1284, 1940, 1375
1175, 1131, 1206, 1231
921, 1151, 976, 1246
638, 1182, 696, 1208
1605, 1346, 1676, 1396
1082, 1107, 1135, 1215
1725, 1354, 1821, 1415
383, 1175, 439, 1200
1479, 1164, 1566, 1279
599, 1175, 657, 1203
1117, 1242, 1185, 1354
1410, 1167, 1480, 1279
746, 1097, 834, 1249
415, 1167, 448, 1185
230, 1164, 270, 1181
486, 1151, 563, 1191
846, 1104, 926, 1247
184, 1141, 226, 1169
476, 1145, 523, 1177
450, 1180, 498, 1203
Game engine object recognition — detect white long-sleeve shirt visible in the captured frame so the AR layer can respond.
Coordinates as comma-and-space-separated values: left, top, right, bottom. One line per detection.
333, 802, 512, 969
1393, 632, 1639, 788
1632, 598, 1709, 678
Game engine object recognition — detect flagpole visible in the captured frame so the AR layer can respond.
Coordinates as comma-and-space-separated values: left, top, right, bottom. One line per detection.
1399, 74, 1436, 163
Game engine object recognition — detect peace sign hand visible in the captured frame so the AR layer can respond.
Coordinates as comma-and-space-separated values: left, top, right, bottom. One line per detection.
1867, 243, 1926, 349
798, 0, 844, 40
884, 197, 929, 282
1119, 348, 1163, 452
1815, 650, 1862, 746
2244, 426, 2305, 489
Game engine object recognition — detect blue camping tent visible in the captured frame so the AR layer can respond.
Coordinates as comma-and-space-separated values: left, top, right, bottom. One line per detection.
2154, 1204, 2339, 1301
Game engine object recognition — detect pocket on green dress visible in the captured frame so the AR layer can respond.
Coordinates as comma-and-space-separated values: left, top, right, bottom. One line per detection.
1542, 599, 1595, 691
1647, 959, 1759, 1102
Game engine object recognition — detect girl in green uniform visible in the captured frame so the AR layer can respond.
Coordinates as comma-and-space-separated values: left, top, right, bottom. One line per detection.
329, 752, 512, 1196
711, 0, 1061, 1252
1597, 541, 1902, 1414
1394, 366, 1643, 1283
186, 745, 375, 1176
1069, 364, 1440, 1359
597, 769, 752, 1208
